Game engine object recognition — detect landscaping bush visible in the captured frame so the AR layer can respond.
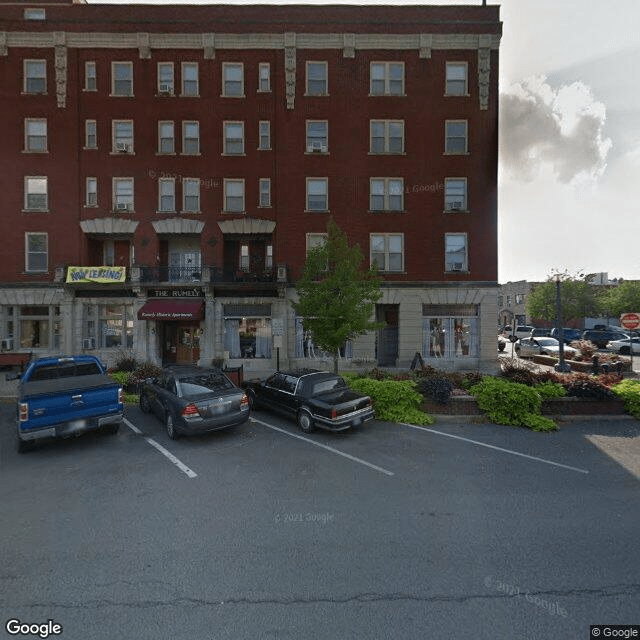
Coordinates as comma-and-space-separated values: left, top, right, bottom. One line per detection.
612, 379, 640, 419
346, 376, 434, 425
562, 373, 616, 400
110, 371, 130, 387
569, 340, 597, 361
534, 380, 567, 399
126, 362, 163, 393
114, 350, 139, 372
416, 376, 453, 404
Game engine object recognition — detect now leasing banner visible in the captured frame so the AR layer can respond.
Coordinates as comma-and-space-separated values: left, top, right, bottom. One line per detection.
66, 266, 127, 284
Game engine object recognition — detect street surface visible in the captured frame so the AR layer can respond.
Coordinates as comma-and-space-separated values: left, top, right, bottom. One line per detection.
1, 401, 639, 640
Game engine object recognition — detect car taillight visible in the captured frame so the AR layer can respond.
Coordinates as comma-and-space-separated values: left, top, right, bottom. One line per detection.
330, 407, 337, 420
241, 394, 249, 408
19, 403, 28, 422
118, 387, 124, 405
181, 403, 199, 417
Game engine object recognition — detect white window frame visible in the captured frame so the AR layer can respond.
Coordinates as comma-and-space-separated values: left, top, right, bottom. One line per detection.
181, 62, 199, 97
223, 179, 245, 213
24, 118, 47, 153
84, 61, 96, 91
445, 120, 468, 154
24, 176, 48, 211
182, 178, 201, 213
369, 178, 404, 212
306, 121, 328, 152
370, 120, 404, 154
158, 178, 175, 212
112, 177, 134, 212
157, 62, 174, 95
444, 178, 467, 211
306, 233, 327, 255
258, 63, 271, 92
259, 178, 271, 208
306, 178, 328, 212
258, 121, 271, 150
223, 121, 244, 155
24, 60, 46, 94
158, 121, 175, 154
222, 63, 244, 97
25, 233, 48, 273
84, 119, 97, 149
112, 120, 134, 153
306, 61, 328, 96
445, 233, 468, 272
85, 177, 98, 207
111, 61, 133, 96
370, 62, 404, 96
446, 62, 468, 96
24, 8, 46, 20
182, 121, 200, 155
370, 233, 404, 272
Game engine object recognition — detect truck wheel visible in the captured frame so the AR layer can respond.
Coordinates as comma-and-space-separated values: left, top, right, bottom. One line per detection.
166, 413, 179, 440
297, 410, 315, 434
140, 393, 152, 413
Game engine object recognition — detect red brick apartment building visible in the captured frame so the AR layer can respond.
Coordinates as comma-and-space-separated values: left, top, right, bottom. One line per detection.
0, 0, 501, 374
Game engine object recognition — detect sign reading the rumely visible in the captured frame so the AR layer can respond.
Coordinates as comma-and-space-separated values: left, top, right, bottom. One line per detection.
620, 313, 640, 330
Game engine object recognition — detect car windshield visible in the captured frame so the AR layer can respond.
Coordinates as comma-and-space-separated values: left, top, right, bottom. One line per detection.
178, 373, 234, 397
535, 338, 559, 346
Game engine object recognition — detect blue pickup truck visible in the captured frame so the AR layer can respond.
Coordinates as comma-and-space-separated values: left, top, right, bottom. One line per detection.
8, 355, 124, 452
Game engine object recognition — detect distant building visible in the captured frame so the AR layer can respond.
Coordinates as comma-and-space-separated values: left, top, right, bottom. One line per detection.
498, 281, 532, 328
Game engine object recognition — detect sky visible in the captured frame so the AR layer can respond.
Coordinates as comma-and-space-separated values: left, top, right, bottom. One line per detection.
95, 0, 640, 284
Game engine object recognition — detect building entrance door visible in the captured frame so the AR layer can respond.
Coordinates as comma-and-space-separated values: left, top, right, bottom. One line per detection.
162, 322, 201, 364
376, 304, 399, 367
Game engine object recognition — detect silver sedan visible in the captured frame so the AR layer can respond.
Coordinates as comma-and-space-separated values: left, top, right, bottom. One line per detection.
515, 337, 578, 359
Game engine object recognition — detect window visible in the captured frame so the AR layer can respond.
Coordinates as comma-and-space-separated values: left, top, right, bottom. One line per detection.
515, 294, 525, 305
259, 178, 271, 207
444, 178, 467, 211
19, 305, 58, 350
446, 62, 468, 96
370, 178, 403, 212
265, 244, 273, 270
182, 178, 200, 212
25, 234, 48, 273
85, 119, 97, 149
223, 304, 272, 359
111, 62, 133, 96
445, 120, 468, 154
158, 178, 175, 212
158, 121, 175, 154
86, 177, 98, 206
84, 304, 133, 349
370, 62, 404, 96
423, 305, 478, 359
223, 63, 244, 97
84, 62, 96, 91
157, 62, 174, 94
306, 121, 328, 152
258, 121, 271, 150
224, 180, 245, 212
24, 119, 47, 152
181, 62, 198, 96
24, 8, 46, 20
306, 178, 328, 211
445, 233, 467, 271
223, 122, 244, 155
258, 63, 271, 92
370, 233, 403, 271
24, 177, 48, 211
113, 178, 134, 211
182, 121, 200, 155
112, 120, 133, 153
306, 233, 327, 254
370, 120, 404, 154
24, 60, 46, 94
306, 62, 328, 95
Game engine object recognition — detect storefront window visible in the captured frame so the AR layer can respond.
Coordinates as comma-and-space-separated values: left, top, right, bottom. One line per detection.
19, 306, 50, 349
294, 317, 352, 359
422, 305, 478, 359
84, 304, 133, 349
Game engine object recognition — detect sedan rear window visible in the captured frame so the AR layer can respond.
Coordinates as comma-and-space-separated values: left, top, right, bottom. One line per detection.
178, 373, 234, 397
309, 377, 347, 396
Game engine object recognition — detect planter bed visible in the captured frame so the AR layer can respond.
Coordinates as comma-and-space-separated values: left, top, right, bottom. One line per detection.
530, 354, 631, 373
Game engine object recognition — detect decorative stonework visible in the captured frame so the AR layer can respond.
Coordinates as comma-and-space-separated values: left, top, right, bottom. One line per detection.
54, 32, 67, 108
477, 35, 492, 110
152, 218, 204, 234
343, 33, 355, 58
284, 32, 296, 110
137, 32, 151, 59
80, 217, 139, 235
419, 33, 432, 59
202, 33, 215, 59
0, 32, 7, 56
218, 217, 276, 234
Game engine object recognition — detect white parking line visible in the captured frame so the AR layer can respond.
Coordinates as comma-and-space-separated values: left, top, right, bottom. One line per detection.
401, 424, 589, 474
124, 418, 198, 479
252, 417, 395, 477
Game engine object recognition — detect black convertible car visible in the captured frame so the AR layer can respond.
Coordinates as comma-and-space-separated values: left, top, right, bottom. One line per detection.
243, 368, 374, 433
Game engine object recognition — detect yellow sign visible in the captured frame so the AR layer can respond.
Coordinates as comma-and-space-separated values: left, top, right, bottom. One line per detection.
66, 266, 127, 284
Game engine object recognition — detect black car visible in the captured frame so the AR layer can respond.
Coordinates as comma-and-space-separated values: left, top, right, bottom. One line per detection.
139, 365, 249, 439
244, 368, 374, 433
582, 329, 629, 349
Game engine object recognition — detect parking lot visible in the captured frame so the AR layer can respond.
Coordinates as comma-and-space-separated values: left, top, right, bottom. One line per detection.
2, 398, 640, 640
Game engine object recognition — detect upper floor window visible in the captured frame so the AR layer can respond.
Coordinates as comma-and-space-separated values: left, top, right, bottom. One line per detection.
370, 233, 403, 272
25, 233, 48, 273
445, 233, 468, 272
24, 119, 47, 152
182, 121, 200, 155
444, 178, 467, 211
182, 178, 200, 212
158, 178, 175, 212
223, 63, 244, 97
223, 122, 244, 155
259, 178, 271, 208
306, 62, 328, 96
86, 177, 98, 206
158, 121, 175, 154
306, 178, 328, 212
111, 62, 133, 96
224, 179, 245, 212
24, 8, 46, 20
446, 62, 468, 96
258, 63, 271, 92
24, 176, 48, 211
85, 120, 97, 149
181, 62, 199, 97
370, 178, 404, 212
370, 62, 404, 96
370, 120, 404, 154
112, 177, 134, 212
306, 233, 327, 255
112, 120, 134, 153
306, 121, 328, 152
84, 62, 97, 91
24, 60, 46, 94
445, 120, 468, 154
258, 121, 271, 150
157, 62, 174, 95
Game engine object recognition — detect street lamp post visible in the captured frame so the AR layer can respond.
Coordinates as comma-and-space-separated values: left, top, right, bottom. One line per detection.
554, 274, 571, 372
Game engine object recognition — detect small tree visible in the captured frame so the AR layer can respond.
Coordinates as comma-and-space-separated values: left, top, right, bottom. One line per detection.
599, 280, 640, 317
292, 218, 383, 373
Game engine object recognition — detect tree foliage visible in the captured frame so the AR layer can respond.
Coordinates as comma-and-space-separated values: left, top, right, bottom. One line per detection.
526, 273, 600, 323
598, 280, 640, 317
292, 218, 383, 373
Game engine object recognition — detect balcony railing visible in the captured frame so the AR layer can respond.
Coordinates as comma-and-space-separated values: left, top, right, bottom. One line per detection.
133, 265, 281, 285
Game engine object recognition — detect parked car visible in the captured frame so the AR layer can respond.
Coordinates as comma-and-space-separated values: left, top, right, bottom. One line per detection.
550, 327, 583, 344
8, 355, 124, 452
607, 337, 640, 355
515, 337, 578, 359
139, 365, 249, 439
531, 328, 552, 337
582, 329, 629, 349
507, 325, 535, 340
243, 368, 375, 433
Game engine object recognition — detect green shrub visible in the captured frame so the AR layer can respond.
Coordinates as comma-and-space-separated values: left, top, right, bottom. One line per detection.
123, 393, 139, 404
346, 377, 434, 425
534, 380, 567, 399
110, 371, 130, 386
612, 379, 640, 419
470, 377, 557, 431
562, 374, 616, 400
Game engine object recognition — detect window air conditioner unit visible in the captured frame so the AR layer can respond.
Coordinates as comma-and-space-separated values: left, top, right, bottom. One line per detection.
115, 202, 129, 212
308, 141, 325, 153
447, 201, 463, 210
451, 262, 464, 271
83, 337, 96, 350
320, 145, 327, 153
115, 142, 131, 153
1, 338, 13, 350
158, 83, 173, 94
